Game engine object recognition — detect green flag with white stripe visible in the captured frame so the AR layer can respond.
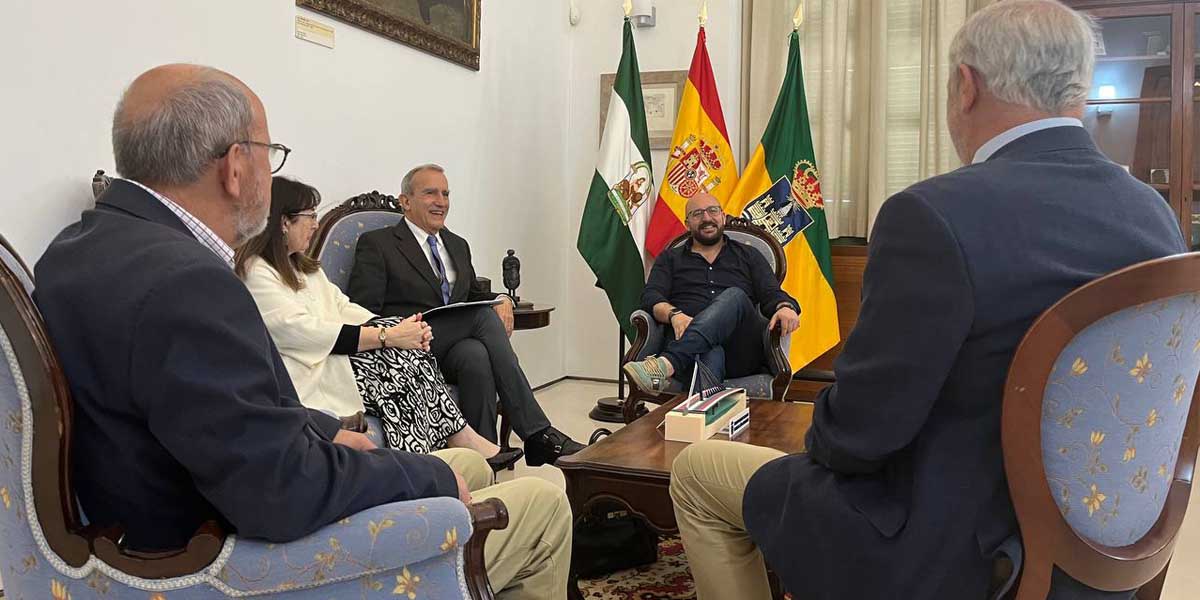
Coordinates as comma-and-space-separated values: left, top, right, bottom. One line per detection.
577, 19, 654, 341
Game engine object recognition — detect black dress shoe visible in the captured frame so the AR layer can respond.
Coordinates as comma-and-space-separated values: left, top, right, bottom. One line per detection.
524, 427, 587, 467
486, 448, 525, 473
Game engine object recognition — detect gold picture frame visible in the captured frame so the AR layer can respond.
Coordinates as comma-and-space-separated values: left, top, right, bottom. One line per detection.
600, 70, 688, 150
297, 0, 481, 71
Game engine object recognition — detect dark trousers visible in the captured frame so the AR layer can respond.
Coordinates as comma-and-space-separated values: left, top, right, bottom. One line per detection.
662, 287, 767, 384
427, 306, 551, 443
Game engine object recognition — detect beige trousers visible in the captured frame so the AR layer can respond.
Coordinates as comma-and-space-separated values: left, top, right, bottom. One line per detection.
433, 449, 572, 600
668, 440, 785, 600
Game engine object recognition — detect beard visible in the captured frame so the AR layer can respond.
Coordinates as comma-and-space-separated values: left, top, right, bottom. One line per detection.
232, 176, 270, 247
692, 221, 724, 246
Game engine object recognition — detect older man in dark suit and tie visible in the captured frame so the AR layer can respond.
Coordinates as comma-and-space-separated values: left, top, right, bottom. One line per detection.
667, 1, 1188, 599
348, 164, 584, 466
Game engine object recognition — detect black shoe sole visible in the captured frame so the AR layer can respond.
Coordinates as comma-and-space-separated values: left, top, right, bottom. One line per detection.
487, 448, 525, 472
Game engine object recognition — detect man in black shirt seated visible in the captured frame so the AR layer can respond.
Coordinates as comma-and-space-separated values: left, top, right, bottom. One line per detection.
623, 192, 800, 392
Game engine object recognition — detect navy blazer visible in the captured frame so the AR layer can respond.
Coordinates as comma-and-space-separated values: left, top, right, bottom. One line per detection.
34, 181, 457, 552
347, 218, 499, 317
743, 126, 1187, 598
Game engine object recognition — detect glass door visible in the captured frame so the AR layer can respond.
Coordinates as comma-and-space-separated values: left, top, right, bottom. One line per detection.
1079, 4, 1187, 243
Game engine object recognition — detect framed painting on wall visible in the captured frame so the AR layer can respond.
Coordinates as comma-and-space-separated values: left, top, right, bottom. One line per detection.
600, 70, 688, 150
297, 0, 481, 70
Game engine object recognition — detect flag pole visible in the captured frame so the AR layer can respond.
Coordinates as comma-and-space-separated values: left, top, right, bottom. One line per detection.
588, 328, 630, 423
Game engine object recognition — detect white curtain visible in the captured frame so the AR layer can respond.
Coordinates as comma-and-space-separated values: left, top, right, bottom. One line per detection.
744, 0, 993, 238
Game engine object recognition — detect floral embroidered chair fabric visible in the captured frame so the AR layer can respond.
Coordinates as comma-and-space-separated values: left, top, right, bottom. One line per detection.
1003, 253, 1200, 600
1041, 293, 1200, 547
318, 210, 407, 295
0, 238, 488, 599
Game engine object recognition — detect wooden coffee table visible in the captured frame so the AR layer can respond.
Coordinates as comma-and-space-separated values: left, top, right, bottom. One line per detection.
558, 396, 814, 533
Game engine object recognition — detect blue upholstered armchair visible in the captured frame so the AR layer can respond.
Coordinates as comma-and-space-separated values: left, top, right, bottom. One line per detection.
621, 217, 792, 423
309, 191, 514, 453
0, 233, 507, 600
1000, 252, 1200, 599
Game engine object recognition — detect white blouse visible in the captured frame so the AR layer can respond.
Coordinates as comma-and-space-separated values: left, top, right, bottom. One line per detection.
242, 257, 376, 417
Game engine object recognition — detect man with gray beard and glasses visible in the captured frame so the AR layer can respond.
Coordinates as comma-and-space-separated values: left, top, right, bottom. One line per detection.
33, 64, 571, 599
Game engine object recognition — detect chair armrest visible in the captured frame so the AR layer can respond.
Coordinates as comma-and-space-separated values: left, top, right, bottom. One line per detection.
763, 324, 792, 401
219, 496, 480, 595
626, 310, 662, 363
465, 498, 509, 600
89, 520, 224, 579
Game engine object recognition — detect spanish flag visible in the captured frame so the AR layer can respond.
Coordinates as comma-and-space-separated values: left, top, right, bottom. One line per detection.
644, 26, 739, 256
727, 29, 839, 371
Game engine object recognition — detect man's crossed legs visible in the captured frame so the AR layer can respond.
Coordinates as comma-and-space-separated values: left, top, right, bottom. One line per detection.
624, 287, 768, 392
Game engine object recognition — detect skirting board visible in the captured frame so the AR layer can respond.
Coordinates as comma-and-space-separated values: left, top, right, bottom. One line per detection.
532, 375, 618, 391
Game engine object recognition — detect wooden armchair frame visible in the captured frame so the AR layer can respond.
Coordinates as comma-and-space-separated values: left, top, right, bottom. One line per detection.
1002, 253, 1200, 599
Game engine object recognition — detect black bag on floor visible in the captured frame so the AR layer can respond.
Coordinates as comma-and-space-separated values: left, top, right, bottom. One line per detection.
571, 499, 659, 579
571, 428, 659, 579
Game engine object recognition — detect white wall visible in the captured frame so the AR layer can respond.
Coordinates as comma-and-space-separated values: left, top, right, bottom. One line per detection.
562, 1, 743, 380
0, 0, 572, 386
0, 0, 742, 386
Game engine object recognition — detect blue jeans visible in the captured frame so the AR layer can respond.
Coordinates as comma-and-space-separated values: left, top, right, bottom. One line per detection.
661, 287, 768, 384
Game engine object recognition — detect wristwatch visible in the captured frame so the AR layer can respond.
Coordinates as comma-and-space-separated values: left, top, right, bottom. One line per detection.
377, 327, 388, 347
667, 308, 682, 324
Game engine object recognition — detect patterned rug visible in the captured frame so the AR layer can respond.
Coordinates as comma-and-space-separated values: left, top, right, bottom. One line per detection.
577, 535, 696, 600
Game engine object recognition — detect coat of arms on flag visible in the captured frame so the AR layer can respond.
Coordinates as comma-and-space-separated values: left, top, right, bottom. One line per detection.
666, 134, 725, 200
607, 161, 652, 225
791, 159, 824, 209
742, 176, 813, 247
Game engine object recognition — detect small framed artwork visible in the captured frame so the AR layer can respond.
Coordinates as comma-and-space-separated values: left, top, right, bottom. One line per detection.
600, 70, 688, 149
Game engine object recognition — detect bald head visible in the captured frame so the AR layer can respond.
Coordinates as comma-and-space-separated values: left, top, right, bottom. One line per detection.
113, 64, 264, 187
685, 191, 720, 215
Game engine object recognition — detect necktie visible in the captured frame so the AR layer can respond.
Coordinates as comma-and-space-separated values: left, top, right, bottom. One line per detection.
427, 235, 451, 305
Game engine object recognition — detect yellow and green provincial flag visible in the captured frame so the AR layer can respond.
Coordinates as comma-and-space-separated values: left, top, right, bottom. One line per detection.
727, 30, 839, 371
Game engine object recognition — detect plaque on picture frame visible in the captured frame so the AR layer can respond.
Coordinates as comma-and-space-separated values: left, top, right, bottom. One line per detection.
297, 0, 481, 70
600, 70, 687, 150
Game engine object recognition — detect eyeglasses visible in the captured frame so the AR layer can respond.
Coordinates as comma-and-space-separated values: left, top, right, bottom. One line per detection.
288, 210, 319, 220
215, 141, 291, 174
687, 206, 724, 220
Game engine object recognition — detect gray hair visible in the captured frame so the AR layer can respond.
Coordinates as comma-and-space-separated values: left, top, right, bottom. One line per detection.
401, 163, 446, 196
949, 0, 1097, 114
112, 69, 253, 186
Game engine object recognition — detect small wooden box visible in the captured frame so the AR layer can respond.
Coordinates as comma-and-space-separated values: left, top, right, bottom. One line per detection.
664, 390, 748, 443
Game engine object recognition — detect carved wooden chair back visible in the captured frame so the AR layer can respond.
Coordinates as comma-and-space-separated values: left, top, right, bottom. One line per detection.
309, 191, 405, 294
1002, 252, 1200, 599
